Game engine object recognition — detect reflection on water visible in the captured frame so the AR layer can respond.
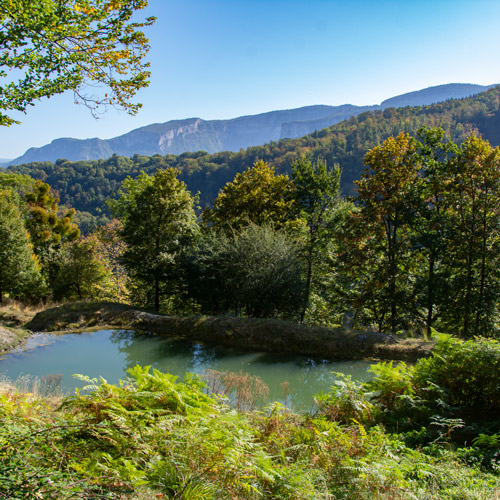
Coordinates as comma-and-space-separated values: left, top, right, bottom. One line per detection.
0, 329, 374, 410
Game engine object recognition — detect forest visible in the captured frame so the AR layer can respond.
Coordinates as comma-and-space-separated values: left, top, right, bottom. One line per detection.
3, 126, 500, 337
7, 85, 500, 230
3, 124, 500, 497
2, 0, 500, 495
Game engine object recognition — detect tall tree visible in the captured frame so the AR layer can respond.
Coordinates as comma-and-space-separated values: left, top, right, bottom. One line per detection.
439, 135, 500, 337
1, 0, 155, 125
291, 158, 340, 321
24, 180, 80, 281
111, 169, 198, 312
350, 133, 421, 333
202, 160, 296, 231
412, 128, 458, 336
0, 190, 44, 303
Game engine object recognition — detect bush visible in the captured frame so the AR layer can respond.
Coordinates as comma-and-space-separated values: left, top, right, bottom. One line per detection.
413, 334, 500, 409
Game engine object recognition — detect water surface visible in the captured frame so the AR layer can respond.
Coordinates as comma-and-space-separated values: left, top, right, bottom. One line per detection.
0, 330, 373, 410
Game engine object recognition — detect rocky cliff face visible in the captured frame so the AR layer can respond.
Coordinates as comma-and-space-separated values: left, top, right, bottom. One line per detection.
8, 83, 497, 166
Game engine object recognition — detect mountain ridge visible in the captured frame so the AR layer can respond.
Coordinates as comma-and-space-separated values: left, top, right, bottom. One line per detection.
8, 85, 500, 226
8, 83, 495, 165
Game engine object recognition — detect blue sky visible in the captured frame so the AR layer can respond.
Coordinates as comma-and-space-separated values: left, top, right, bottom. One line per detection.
2, 0, 500, 159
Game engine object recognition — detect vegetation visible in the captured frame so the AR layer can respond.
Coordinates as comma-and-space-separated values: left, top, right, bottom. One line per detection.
0, 0, 155, 126
6, 86, 500, 219
2, 81, 500, 496
1, 335, 500, 499
338, 129, 500, 337
5, 126, 500, 336
183, 224, 305, 318
110, 168, 198, 311
0, 190, 44, 303
202, 160, 296, 230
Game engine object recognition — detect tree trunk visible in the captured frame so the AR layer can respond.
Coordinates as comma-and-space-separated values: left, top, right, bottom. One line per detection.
474, 206, 488, 336
426, 255, 435, 337
300, 244, 314, 322
154, 276, 160, 312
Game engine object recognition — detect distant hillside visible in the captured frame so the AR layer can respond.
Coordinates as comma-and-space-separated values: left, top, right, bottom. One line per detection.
379, 83, 493, 108
7, 86, 500, 222
9, 106, 369, 165
8, 83, 495, 166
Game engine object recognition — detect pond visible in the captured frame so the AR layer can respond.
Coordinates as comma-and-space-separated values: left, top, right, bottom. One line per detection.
0, 329, 374, 410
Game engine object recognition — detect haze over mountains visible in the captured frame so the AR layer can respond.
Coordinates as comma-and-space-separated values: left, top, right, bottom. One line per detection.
7, 83, 495, 166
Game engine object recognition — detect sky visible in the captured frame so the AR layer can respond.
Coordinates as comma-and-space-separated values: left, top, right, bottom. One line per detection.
2, 0, 500, 160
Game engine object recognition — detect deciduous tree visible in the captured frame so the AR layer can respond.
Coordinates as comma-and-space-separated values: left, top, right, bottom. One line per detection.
291, 158, 340, 320
439, 135, 500, 337
111, 169, 198, 311
183, 224, 304, 318
1, 0, 155, 125
349, 133, 421, 333
202, 160, 295, 231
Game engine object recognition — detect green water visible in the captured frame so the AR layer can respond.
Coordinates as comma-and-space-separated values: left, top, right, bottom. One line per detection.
0, 330, 373, 410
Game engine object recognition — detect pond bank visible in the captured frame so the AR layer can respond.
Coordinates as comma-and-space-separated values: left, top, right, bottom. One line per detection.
25, 302, 433, 361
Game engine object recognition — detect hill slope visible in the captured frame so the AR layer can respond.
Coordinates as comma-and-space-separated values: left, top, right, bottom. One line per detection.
7, 85, 500, 217
8, 83, 494, 166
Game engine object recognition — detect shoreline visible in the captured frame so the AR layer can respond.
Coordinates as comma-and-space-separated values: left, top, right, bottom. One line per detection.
22, 302, 434, 362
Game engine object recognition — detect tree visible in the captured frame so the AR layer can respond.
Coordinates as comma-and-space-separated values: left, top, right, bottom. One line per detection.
24, 180, 80, 280
51, 239, 106, 301
439, 135, 500, 337
0, 0, 155, 126
183, 224, 305, 318
85, 219, 130, 302
348, 133, 421, 333
202, 160, 296, 231
0, 189, 44, 303
412, 128, 458, 336
111, 169, 198, 312
291, 158, 341, 321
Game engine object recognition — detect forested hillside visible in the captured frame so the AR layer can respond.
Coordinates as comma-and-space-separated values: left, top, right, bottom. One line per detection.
7, 86, 500, 218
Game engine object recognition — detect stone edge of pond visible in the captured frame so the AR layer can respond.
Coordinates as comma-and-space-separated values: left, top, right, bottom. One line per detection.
23, 302, 434, 362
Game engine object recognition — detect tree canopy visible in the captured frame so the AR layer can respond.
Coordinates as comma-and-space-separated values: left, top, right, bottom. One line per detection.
202, 160, 296, 231
0, 0, 155, 125
111, 168, 198, 311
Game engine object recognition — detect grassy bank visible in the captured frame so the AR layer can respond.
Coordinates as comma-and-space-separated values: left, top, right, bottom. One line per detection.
2, 303, 500, 498
0, 301, 42, 352
26, 301, 433, 361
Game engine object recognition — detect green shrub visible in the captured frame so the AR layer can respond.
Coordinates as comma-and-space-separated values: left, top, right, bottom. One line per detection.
414, 334, 500, 409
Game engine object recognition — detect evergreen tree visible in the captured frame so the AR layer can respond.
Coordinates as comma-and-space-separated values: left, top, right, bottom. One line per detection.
0, 190, 45, 303
25, 180, 80, 282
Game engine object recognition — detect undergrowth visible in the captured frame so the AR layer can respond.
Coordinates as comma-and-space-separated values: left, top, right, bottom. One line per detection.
1, 336, 500, 500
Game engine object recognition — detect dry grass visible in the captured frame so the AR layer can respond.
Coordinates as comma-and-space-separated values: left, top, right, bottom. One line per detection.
0, 299, 48, 327
0, 299, 55, 352
0, 373, 65, 408
204, 369, 270, 412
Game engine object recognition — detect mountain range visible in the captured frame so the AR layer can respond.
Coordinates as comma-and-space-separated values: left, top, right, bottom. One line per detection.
9, 84, 500, 228
8, 83, 495, 166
